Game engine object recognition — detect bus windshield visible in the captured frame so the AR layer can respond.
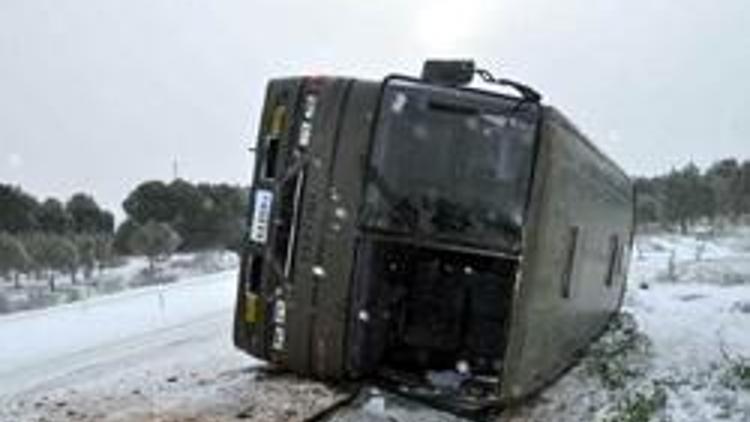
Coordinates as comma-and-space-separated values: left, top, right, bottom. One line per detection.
362, 79, 540, 251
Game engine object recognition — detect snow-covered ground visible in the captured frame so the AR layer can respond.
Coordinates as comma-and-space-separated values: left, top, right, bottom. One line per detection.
0, 231, 748, 421
327, 230, 750, 422
0, 252, 238, 315
502, 230, 750, 422
0, 268, 343, 422
0, 271, 238, 397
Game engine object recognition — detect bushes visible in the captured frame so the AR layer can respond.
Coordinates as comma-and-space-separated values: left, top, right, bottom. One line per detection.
720, 350, 750, 391
605, 382, 668, 422
586, 312, 653, 390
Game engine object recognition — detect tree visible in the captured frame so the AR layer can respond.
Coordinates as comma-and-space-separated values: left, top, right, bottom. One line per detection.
705, 159, 741, 224
634, 177, 664, 225
122, 181, 177, 224
200, 184, 246, 249
168, 180, 212, 249
739, 160, 750, 216
113, 219, 139, 255
93, 234, 114, 272
122, 180, 248, 251
128, 221, 181, 271
0, 233, 31, 288
663, 163, 707, 233
636, 195, 660, 225
37, 198, 73, 234
0, 184, 40, 234
23, 234, 79, 290
74, 235, 97, 279
48, 236, 80, 286
66, 193, 114, 234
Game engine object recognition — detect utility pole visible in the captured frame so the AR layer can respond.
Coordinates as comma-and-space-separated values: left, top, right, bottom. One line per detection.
172, 158, 179, 181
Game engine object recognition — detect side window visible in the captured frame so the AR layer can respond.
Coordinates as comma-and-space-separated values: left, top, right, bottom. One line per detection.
561, 226, 580, 299
605, 235, 619, 287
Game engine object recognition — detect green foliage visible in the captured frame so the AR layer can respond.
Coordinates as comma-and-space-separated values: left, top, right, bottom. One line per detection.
720, 354, 750, 391
66, 193, 114, 234
93, 234, 114, 270
37, 198, 73, 234
45, 236, 79, 277
122, 180, 247, 251
122, 181, 176, 223
21, 233, 79, 289
663, 164, 710, 233
605, 382, 668, 422
0, 232, 32, 283
706, 159, 742, 221
0, 184, 114, 237
586, 313, 652, 390
128, 221, 181, 269
113, 219, 139, 255
74, 234, 97, 278
635, 158, 750, 232
0, 184, 40, 233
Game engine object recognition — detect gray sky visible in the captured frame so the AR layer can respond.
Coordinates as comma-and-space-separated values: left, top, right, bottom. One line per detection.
1, 0, 749, 220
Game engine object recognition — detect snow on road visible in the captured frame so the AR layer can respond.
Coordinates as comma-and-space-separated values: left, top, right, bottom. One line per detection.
0, 270, 345, 422
0, 271, 239, 397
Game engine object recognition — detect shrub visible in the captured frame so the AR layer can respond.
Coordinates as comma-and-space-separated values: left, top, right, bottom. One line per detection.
605, 382, 668, 422
586, 312, 652, 390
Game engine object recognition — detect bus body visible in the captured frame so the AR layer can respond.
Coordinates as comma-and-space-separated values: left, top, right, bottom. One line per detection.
233, 68, 634, 410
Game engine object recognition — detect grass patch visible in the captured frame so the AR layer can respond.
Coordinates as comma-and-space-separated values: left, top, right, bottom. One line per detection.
605, 382, 668, 422
720, 355, 750, 391
586, 312, 652, 390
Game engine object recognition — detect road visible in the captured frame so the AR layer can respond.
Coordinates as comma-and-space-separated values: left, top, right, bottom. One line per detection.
0, 270, 454, 422
0, 271, 368, 422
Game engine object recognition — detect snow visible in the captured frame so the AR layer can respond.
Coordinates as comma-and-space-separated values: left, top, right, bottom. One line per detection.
0, 269, 239, 397
0, 265, 342, 422
0, 251, 238, 315
505, 231, 750, 422
0, 230, 748, 421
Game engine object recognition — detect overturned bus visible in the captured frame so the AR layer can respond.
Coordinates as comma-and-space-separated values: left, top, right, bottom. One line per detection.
234, 61, 635, 412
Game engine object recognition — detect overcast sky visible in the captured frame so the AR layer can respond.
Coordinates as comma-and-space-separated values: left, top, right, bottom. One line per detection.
1, 0, 749, 219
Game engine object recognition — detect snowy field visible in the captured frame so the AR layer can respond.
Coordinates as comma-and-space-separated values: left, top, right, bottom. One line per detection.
0, 252, 238, 315
501, 230, 750, 422
0, 231, 748, 421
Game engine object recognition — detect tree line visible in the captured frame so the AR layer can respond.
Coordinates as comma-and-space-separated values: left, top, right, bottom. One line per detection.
0, 185, 115, 289
0, 180, 247, 290
116, 180, 247, 255
636, 158, 750, 232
